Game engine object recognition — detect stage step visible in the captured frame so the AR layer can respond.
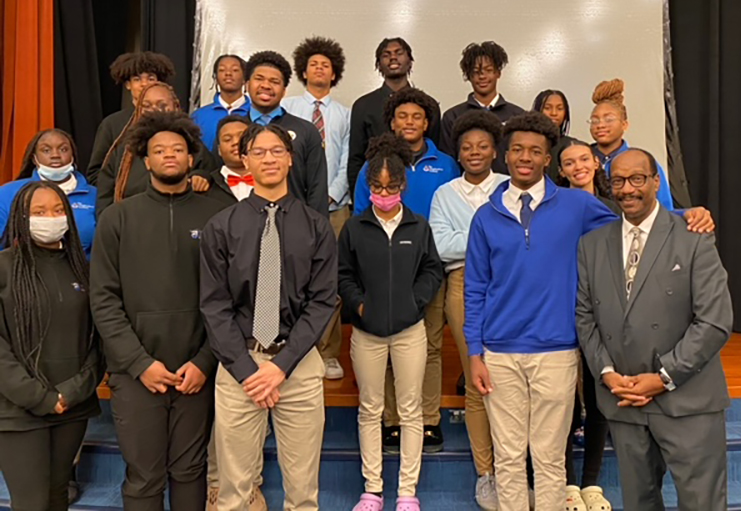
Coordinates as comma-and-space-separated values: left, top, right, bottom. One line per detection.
3, 402, 741, 510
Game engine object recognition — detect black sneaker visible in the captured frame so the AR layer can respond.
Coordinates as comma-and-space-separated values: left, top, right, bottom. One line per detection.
456, 372, 466, 396
423, 425, 444, 453
382, 425, 401, 454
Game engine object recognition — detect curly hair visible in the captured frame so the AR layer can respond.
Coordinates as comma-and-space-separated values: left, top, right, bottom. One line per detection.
245, 51, 292, 87
212, 54, 248, 84
216, 114, 250, 142
382, 88, 437, 130
292, 37, 345, 87
109, 51, 176, 84
503, 111, 560, 150
238, 124, 294, 157
555, 139, 612, 198
374, 37, 414, 71
451, 110, 503, 154
592, 78, 627, 120
532, 89, 571, 136
365, 132, 413, 188
459, 41, 509, 80
126, 111, 201, 160
17, 129, 79, 180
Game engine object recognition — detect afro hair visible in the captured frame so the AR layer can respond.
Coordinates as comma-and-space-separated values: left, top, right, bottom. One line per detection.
245, 51, 292, 87
382, 88, 438, 130
126, 111, 202, 159
292, 36, 346, 87
110, 51, 176, 84
451, 110, 503, 153
503, 111, 560, 150
459, 42, 508, 80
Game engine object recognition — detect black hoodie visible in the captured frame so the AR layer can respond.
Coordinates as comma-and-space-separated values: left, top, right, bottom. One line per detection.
338, 205, 443, 337
0, 247, 103, 431
91, 185, 225, 379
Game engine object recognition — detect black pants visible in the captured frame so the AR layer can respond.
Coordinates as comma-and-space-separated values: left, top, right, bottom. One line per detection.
0, 419, 88, 511
565, 352, 609, 487
108, 373, 213, 511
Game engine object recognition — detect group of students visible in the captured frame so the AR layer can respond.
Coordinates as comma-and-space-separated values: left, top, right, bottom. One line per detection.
0, 33, 733, 511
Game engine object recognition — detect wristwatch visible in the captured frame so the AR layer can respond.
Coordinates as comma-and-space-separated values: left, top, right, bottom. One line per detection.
658, 368, 677, 391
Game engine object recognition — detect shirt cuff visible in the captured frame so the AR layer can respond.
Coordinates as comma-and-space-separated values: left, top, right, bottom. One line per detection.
601, 366, 615, 375
467, 340, 484, 357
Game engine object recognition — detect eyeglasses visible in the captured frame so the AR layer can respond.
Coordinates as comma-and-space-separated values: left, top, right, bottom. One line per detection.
248, 146, 288, 158
610, 174, 656, 189
369, 183, 402, 194
587, 116, 620, 126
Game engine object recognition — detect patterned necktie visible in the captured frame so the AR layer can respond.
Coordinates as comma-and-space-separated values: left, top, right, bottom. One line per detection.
252, 204, 281, 349
520, 192, 533, 229
625, 227, 643, 299
312, 100, 325, 148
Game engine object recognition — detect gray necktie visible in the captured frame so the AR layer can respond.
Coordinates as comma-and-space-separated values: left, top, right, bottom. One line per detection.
625, 227, 643, 299
253, 204, 281, 349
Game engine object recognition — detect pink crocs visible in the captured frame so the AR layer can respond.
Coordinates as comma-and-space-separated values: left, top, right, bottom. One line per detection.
352, 493, 384, 511
396, 496, 421, 511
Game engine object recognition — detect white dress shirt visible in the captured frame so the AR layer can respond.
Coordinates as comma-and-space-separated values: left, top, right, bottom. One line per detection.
475, 93, 500, 110
373, 206, 403, 240
502, 177, 546, 223
621, 201, 660, 268
449, 171, 509, 212
218, 94, 247, 114
219, 166, 253, 202
283, 91, 351, 210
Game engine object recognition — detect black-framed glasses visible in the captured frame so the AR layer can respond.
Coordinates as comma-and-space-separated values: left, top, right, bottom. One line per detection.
610, 173, 655, 189
369, 183, 402, 194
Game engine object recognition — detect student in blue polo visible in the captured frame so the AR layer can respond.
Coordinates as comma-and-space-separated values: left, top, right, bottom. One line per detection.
0, 129, 96, 258
192, 54, 251, 152
354, 87, 457, 454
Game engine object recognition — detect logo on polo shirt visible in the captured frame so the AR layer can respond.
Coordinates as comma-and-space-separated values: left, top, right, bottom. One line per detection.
71, 202, 94, 210
190, 230, 202, 240
288, 130, 297, 140
71, 282, 85, 292
422, 165, 444, 174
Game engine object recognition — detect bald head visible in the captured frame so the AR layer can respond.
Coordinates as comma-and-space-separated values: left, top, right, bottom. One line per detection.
610, 148, 660, 225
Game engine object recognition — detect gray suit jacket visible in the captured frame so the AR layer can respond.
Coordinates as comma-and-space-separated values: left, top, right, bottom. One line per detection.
576, 206, 733, 424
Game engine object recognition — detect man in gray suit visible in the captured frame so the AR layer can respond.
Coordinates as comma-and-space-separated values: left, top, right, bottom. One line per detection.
576, 148, 733, 511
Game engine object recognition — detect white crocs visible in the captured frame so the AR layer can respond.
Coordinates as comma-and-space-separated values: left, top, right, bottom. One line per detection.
581, 486, 612, 511
565, 485, 587, 511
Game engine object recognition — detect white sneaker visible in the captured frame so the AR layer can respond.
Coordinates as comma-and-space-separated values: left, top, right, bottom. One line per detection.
475, 473, 498, 510
324, 357, 344, 380
565, 485, 587, 511
581, 486, 612, 511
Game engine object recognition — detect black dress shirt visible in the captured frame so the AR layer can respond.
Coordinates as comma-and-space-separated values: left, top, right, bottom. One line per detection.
200, 193, 338, 382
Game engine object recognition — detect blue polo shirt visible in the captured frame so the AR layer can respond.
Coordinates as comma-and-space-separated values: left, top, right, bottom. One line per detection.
192, 92, 251, 151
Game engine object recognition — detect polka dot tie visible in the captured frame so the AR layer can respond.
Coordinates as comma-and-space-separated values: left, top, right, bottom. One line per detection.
252, 204, 281, 349
625, 227, 643, 299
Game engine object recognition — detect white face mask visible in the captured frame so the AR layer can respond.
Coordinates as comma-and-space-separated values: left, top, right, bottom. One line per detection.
35, 158, 75, 182
29, 216, 69, 245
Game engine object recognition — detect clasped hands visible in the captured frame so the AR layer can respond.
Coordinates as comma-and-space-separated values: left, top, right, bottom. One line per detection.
139, 360, 207, 394
242, 361, 286, 409
603, 372, 666, 407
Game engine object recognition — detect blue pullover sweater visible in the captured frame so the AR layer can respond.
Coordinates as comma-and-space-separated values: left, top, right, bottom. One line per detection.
353, 138, 458, 219
191, 93, 251, 152
464, 178, 617, 356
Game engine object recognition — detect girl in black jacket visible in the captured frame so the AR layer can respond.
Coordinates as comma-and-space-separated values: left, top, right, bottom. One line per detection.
0, 181, 103, 511
339, 133, 443, 511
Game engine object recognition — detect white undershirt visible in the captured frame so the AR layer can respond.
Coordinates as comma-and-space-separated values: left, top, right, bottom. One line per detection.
373, 206, 403, 240
219, 166, 253, 201
502, 177, 546, 223
218, 94, 247, 113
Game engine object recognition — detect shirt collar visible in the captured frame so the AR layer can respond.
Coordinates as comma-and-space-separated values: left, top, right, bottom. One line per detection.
303, 90, 332, 106
249, 105, 285, 124
219, 165, 244, 179
246, 191, 294, 213
458, 171, 499, 195
622, 201, 660, 239
474, 93, 500, 109
373, 205, 404, 227
218, 94, 247, 111
504, 177, 546, 206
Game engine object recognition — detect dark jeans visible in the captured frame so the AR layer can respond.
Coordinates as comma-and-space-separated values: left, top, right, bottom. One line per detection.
565, 352, 609, 487
108, 373, 213, 511
0, 420, 88, 511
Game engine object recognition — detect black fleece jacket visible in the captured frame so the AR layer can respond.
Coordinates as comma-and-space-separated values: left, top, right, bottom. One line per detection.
0, 247, 103, 431
338, 205, 443, 337
87, 108, 133, 185
91, 185, 225, 379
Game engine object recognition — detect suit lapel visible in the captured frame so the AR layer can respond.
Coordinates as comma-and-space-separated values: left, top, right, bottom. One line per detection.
624, 208, 674, 317
605, 222, 627, 311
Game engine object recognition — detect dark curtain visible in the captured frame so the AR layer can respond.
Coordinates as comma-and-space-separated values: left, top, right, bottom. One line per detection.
670, 0, 741, 331
140, 0, 196, 109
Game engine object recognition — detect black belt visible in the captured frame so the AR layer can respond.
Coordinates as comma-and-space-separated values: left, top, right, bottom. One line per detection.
246, 338, 285, 355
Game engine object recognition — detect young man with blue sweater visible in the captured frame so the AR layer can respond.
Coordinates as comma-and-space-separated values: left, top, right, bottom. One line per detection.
354, 88, 458, 453
464, 112, 715, 511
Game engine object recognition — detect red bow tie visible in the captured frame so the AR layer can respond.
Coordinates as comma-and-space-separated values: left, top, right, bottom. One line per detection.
227, 174, 255, 187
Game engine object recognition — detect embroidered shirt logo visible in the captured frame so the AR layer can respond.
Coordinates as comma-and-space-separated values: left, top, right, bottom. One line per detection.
190, 230, 202, 240
422, 165, 444, 174
71, 282, 85, 292
72, 203, 94, 210
399, 240, 413, 245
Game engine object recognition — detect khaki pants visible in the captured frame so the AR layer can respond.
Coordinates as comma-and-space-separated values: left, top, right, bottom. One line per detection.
214, 348, 325, 511
384, 282, 446, 427
445, 268, 493, 476
318, 206, 350, 360
352, 321, 427, 496
483, 349, 578, 511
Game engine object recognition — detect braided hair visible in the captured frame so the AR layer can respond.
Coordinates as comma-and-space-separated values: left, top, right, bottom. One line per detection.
101, 82, 181, 203
365, 132, 413, 188
4, 181, 88, 385
17, 129, 78, 180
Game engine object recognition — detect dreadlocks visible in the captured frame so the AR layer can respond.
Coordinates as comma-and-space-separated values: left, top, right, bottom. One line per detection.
17, 130, 78, 180
4, 181, 88, 384
100, 82, 181, 203
459, 41, 509, 80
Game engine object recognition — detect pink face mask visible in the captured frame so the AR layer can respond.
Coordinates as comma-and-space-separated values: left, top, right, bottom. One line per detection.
370, 192, 402, 212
